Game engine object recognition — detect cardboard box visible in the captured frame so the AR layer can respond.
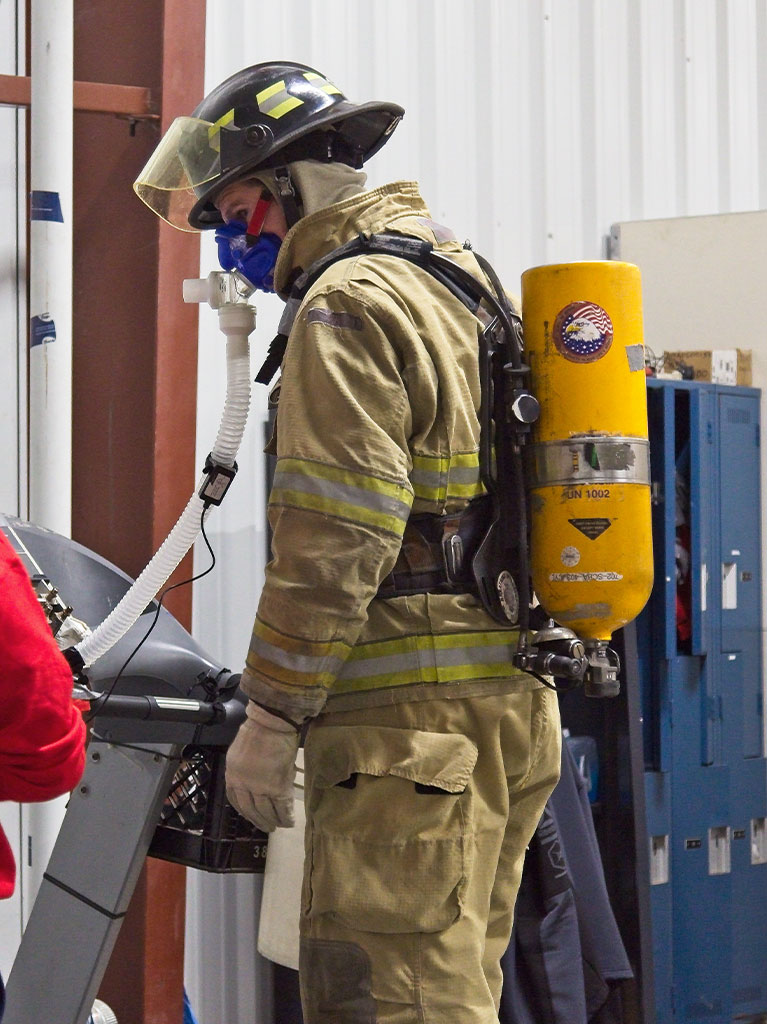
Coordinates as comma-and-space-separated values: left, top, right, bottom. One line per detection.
663, 349, 752, 387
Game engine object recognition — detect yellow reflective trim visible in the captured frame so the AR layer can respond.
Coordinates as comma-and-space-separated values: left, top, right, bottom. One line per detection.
450, 451, 481, 468
207, 108, 235, 150
254, 617, 344, 658
256, 80, 287, 104
304, 71, 342, 95
411, 450, 485, 503
332, 627, 520, 694
267, 95, 304, 119
343, 629, 515, 661
270, 487, 408, 537
432, 630, 517, 650
412, 453, 449, 472
345, 636, 414, 660
332, 659, 520, 695
246, 650, 336, 688
278, 458, 412, 502
412, 484, 442, 502
248, 617, 350, 689
447, 480, 486, 499
256, 79, 305, 119
334, 666, 435, 691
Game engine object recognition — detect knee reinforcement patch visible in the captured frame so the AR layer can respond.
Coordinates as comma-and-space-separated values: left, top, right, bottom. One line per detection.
300, 938, 376, 1023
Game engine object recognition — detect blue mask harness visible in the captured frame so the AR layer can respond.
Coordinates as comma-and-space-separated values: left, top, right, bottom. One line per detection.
215, 221, 281, 293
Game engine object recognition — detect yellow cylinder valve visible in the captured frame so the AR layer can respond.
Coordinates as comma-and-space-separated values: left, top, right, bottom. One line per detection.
521, 261, 653, 690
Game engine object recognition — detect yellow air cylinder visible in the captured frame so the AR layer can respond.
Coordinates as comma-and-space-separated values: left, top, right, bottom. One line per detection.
521, 261, 653, 643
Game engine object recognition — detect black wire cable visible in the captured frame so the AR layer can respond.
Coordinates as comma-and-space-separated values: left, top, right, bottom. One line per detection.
85, 506, 217, 722
529, 669, 583, 694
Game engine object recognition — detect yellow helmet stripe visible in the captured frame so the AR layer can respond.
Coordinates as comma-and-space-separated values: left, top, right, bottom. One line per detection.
256, 79, 304, 119
207, 108, 235, 148
303, 71, 342, 95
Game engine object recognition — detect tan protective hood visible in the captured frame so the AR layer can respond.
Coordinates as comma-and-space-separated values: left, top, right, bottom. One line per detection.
253, 160, 367, 219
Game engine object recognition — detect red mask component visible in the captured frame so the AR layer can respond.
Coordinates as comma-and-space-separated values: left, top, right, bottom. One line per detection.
246, 195, 272, 245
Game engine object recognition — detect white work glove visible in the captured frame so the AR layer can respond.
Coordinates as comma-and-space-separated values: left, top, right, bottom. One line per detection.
225, 702, 301, 832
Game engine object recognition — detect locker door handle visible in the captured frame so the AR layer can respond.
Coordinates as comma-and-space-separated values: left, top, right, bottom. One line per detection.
722, 562, 738, 609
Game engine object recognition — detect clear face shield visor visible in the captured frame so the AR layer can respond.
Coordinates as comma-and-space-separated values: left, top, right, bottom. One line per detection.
133, 115, 226, 231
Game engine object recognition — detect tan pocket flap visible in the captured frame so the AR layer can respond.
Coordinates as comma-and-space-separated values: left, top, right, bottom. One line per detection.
309, 725, 478, 794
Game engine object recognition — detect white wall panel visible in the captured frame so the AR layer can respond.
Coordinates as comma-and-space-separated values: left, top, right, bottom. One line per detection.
0, 0, 26, 517
189, 3, 767, 1020
0, 0, 27, 984
726, 0, 760, 209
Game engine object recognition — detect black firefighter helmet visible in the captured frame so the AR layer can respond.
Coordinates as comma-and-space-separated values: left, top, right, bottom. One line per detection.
133, 61, 404, 231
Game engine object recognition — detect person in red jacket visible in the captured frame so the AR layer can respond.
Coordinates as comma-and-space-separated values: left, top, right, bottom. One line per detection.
0, 529, 86, 1020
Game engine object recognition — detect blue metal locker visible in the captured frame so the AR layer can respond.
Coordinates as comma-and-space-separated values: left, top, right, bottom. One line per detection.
638, 379, 765, 1023
716, 389, 767, 1020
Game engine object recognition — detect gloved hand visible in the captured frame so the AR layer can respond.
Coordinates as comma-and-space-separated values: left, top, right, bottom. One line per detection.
225, 702, 300, 832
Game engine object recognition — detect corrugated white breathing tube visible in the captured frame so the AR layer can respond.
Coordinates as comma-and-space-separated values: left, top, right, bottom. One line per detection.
75, 274, 256, 669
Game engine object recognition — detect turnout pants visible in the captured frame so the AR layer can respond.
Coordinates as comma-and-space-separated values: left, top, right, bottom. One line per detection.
299, 687, 561, 1024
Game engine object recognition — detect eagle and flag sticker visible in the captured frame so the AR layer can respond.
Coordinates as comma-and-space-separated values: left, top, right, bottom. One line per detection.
553, 301, 613, 362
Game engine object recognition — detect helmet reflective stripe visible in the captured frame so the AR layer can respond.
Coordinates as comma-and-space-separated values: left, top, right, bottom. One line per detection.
257, 80, 304, 119
410, 451, 486, 504
303, 71, 342, 95
134, 62, 403, 231
256, 73, 342, 118
186, 61, 403, 228
270, 457, 413, 537
334, 629, 522, 692
208, 108, 235, 146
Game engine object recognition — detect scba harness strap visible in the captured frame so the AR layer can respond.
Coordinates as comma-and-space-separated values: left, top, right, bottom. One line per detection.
255, 232, 523, 389
256, 232, 537, 629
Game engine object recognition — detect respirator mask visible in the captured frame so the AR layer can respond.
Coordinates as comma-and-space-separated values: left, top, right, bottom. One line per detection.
214, 194, 281, 292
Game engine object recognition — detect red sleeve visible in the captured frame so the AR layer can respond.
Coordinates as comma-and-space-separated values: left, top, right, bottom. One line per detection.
0, 532, 86, 802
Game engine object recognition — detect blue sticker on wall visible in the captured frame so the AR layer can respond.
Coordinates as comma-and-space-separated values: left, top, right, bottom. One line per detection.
30, 190, 64, 222
30, 313, 56, 347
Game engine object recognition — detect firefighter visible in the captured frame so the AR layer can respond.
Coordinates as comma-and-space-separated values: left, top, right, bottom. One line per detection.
134, 61, 561, 1023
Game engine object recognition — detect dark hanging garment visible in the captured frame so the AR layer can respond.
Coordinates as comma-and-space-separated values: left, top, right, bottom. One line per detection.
500, 740, 632, 1024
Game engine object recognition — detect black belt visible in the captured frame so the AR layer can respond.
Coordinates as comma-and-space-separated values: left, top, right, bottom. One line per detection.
377, 496, 492, 598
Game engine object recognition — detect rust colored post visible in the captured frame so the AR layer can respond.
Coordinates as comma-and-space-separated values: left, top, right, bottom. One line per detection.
69, 1, 207, 1020
0, 73, 158, 116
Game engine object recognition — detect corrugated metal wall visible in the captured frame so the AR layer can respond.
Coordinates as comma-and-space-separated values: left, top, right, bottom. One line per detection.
201, 0, 767, 283
186, 3, 767, 1021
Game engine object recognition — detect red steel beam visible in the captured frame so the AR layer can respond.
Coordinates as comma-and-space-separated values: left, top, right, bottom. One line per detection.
0, 72, 158, 117
67, 1, 206, 1021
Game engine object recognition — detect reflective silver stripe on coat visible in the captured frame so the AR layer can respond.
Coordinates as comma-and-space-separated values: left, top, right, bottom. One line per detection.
335, 634, 519, 692
410, 453, 484, 501
410, 465, 481, 490
273, 468, 413, 523
249, 633, 347, 681
529, 437, 650, 487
